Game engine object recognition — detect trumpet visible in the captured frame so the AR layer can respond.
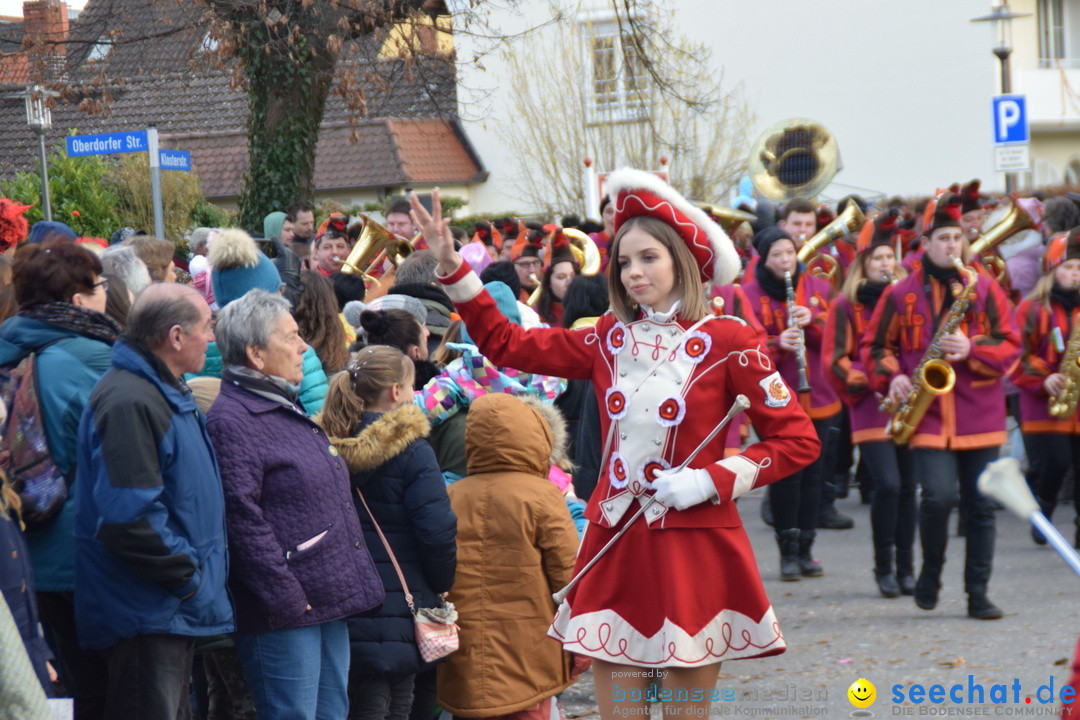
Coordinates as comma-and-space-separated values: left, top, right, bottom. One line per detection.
784, 270, 812, 394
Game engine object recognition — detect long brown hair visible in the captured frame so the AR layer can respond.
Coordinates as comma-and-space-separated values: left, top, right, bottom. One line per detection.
605, 216, 708, 324
841, 245, 908, 304
319, 345, 411, 438
294, 271, 349, 373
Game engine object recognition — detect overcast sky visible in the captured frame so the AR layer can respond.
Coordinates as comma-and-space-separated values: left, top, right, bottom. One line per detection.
0, 0, 85, 16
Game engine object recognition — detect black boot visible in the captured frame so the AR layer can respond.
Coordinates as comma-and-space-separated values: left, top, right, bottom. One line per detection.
896, 544, 915, 596
874, 545, 899, 598
817, 503, 854, 530
776, 529, 801, 581
798, 530, 824, 577
914, 566, 940, 610
968, 593, 1004, 620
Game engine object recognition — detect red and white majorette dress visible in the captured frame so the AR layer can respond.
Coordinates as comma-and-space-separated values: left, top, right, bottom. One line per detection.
437, 263, 821, 668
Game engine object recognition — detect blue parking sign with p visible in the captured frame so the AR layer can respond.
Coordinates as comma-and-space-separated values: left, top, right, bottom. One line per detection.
992, 95, 1028, 145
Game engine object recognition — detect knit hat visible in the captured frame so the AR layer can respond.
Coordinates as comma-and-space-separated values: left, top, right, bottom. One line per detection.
209, 228, 283, 307
460, 281, 521, 345
607, 168, 739, 285
754, 226, 795, 259
1045, 228, 1080, 273
923, 191, 963, 235
0, 198, 31, 252
27, 220, 76, 245
856, 208, 901, 254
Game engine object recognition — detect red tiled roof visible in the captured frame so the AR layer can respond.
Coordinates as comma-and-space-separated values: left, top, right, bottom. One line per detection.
389, 118, 485, 184
173, 119, 484, 200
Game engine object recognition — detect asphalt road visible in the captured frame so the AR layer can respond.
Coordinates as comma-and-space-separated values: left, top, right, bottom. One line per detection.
560, 486, 1079, 720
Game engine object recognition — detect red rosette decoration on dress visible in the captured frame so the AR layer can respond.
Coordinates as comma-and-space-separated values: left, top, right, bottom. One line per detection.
605, 386, 628, 420
656, 395, 686, 427
635, 456, 671, 493
679, 330, 711, 364
606, 321, 628, 356
608, 451, 629, 490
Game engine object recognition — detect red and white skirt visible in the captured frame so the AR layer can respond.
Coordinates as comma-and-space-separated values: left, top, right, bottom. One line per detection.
548, 513, 785, 668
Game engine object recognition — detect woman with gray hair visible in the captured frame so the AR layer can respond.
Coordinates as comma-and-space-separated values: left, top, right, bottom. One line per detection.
100, 244, 152, 296
206, 289, 384, 720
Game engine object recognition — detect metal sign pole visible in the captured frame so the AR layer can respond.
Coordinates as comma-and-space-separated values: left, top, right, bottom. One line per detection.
147, 125, 165, 238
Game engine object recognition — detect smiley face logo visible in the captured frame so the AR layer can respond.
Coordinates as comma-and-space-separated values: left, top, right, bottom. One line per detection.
847, 678, 876, 709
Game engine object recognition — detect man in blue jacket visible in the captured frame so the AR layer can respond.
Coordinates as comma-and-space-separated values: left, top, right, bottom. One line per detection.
74, 283, 234, 719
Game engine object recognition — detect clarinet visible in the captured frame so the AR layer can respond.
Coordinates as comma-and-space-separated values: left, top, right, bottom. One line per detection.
784, 270, 812, 394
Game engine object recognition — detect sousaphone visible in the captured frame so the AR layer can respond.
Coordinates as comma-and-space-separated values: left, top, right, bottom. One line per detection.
747, 118, 843, 203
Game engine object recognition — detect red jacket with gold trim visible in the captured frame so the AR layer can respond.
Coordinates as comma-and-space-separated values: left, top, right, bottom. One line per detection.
438, 262, 821, 530
862, 269, 1020, 450
1010, 297, 1080, 435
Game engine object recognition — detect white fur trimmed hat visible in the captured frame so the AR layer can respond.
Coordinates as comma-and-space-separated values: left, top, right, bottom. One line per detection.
605, 168, 740, 285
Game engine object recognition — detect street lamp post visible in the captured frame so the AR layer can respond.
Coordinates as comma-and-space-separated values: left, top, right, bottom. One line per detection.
972, 2, 1031, 195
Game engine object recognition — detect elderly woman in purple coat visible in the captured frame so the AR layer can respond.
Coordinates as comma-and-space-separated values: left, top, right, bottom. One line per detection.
206, 289, 384, 720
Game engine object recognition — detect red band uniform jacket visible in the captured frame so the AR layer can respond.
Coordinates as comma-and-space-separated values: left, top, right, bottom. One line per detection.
1011, 297, 1080, 434
823, 293, 891, 444
741, 271, 841, 420
862, 269, 1020, 450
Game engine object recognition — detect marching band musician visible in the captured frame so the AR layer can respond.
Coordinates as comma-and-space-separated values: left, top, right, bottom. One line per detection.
1010, 228, 1080, 550
823, 210, 916, 599
410, 171, 819, 720
863, 192, 1020, 620
743, 226, 845, 582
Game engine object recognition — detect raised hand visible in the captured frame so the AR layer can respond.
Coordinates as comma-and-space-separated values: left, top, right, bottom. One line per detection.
409, 188, 461, 275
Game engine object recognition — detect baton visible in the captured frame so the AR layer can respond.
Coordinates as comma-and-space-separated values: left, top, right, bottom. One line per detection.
978, 457, 1080, 579
552, 394, 750, 604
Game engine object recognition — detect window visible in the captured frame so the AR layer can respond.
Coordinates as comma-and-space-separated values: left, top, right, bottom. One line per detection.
581, 19, 649, 123
1039, 0, 1065, 68
199, 32, 219, 54
86, 37, 109, 63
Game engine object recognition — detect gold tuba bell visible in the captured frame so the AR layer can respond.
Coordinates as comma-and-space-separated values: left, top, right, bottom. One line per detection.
527, 228, 603, 307
340, 215, 416, 285
747, 118, 843, 203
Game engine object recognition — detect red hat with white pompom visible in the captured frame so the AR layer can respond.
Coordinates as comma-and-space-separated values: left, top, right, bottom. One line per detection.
606, 168, 740, 285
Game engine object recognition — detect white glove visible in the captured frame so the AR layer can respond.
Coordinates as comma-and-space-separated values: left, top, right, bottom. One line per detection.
652, 467, 718, 511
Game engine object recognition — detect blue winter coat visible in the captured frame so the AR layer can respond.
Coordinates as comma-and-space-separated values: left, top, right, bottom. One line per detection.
328, 405, 456, 676
0, 506, 53, 693
0, 315, 113, 592
74, 339, 234, 649
207, 376, 384, 635
189, 341, 328, 415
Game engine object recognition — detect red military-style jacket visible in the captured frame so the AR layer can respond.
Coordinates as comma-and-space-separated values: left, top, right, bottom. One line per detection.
823, 293, 890, 444
742, 270, 841, 420
861, 268, 1020, 450
1010, 297, 1080, 435
438, 261, 821, 530
709, 283, 768, 456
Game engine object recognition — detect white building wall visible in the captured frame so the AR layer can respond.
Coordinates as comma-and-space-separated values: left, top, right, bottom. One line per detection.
456, 0, 1002, 217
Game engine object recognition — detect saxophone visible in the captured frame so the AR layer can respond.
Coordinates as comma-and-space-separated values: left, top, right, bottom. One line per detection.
881, 256, 979, 444
1048, 312, 1080, 418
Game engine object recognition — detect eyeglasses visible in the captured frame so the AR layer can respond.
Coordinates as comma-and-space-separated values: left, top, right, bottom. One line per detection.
514, 259, 542, 268
93, 278, 109, 292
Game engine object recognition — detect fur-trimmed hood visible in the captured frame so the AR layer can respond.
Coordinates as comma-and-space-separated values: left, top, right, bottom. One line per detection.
465, 394, 569, 478
328, 404, 431, 474
522, 396, 569, 469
